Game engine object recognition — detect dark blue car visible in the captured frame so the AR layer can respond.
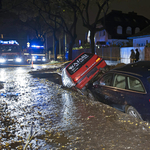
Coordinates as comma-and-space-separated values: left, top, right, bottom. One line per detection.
89, 61, 150, 121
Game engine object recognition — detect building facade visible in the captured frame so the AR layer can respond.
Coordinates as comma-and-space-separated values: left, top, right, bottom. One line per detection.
128, 25, 150, 47
92, 10, 150, 47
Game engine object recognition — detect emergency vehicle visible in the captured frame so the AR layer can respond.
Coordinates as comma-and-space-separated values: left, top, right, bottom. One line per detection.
23, 43, 46, 64
0, 40, 23, 64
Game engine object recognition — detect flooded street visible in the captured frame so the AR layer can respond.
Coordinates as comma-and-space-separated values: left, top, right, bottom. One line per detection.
1, 65, 150, 150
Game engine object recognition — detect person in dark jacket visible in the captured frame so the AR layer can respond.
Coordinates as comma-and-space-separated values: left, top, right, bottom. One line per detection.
135, 49, 140, 62
130, 49, 135, 63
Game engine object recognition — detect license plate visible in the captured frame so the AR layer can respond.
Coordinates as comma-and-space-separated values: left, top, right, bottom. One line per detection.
8, 59, 14, 61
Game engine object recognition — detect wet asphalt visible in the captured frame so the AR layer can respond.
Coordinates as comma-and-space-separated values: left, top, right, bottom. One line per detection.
0, 64, 150, 150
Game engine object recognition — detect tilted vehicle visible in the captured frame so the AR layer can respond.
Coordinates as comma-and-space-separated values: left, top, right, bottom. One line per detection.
89, 61, 150, 121
62, 52, 107, 91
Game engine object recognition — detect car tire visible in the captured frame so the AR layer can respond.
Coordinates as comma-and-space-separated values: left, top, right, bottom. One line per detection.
126, 106, 143, 120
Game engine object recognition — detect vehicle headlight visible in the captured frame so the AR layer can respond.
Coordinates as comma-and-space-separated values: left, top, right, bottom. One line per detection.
32, 56, 36, 61
0, 58, 6, 63
42, 57, 46, 61
16, 58, 22, 62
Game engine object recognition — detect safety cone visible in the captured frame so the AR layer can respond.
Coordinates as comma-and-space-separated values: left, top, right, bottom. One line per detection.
31, 60, 34, 69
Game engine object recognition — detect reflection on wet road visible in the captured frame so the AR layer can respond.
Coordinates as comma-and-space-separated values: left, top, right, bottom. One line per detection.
0, 66, 88, 149
1, 66, 150, 149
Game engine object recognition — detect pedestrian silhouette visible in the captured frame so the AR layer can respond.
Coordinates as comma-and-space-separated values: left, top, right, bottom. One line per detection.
135, 49, 140, 62
130, 49, 135, 63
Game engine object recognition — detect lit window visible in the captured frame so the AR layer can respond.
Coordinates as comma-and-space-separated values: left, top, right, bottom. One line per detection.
126, 26, 132, 34
135, 27, 140, 33
117, 26, 122, 34
87, 31, 90, 42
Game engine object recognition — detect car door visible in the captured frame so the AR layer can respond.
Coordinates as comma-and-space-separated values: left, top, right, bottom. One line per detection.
93, 72, 126, 111
125, 76, 147, 115
93, 73, 115, 105
110, 73, 127, 111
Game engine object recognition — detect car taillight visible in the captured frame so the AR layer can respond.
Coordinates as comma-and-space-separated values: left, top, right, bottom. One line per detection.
96, 57, 101, 62
74, 76, 81, 82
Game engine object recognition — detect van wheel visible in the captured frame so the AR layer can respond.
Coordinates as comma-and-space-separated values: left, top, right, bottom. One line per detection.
126, 106, 143, 120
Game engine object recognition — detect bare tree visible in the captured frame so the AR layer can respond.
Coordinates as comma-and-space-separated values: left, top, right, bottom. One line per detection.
74, 0, 111, 53
31, 0, 80, 60
1, 1, 51, 49
1, 0, 112, 58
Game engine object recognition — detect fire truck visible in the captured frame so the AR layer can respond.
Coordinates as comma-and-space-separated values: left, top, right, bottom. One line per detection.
0, 40, 24, 64
23, 43, 47, 64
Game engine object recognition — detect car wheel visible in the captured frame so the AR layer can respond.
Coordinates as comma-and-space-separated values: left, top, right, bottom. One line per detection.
126, 106, 143, 120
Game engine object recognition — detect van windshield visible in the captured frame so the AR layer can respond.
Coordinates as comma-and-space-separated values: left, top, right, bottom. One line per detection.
67, 53, 94, 75
0, 45, 20, 53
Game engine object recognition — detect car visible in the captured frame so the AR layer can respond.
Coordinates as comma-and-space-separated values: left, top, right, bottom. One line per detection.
89, 61, 150, 122
61, 52, 107, 91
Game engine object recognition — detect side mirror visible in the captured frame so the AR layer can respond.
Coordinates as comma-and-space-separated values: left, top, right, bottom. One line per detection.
93, 80, 100, 88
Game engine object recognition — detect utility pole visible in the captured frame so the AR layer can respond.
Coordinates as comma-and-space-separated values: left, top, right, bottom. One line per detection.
53, 35, 54, 59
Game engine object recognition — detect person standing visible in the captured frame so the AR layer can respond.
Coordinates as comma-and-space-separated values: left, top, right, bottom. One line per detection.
130, 49, 135, 63
135, 49, 140, 62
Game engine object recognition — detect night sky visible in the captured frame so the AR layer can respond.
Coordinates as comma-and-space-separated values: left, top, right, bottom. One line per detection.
110, 0, 150, 19
77, 0, 150, 43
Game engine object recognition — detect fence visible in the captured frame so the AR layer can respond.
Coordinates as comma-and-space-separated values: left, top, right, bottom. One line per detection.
72, 47, 120, 60
50, 47, 150, 64
72, 47, 149, 64
145, 47, 150, 60
96, 47, 120, 61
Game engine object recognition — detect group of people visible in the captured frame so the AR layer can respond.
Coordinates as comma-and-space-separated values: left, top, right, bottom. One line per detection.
130, 49, 140, 63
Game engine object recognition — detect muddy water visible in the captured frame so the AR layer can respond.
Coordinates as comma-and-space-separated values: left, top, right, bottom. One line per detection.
1, 67, 150, 149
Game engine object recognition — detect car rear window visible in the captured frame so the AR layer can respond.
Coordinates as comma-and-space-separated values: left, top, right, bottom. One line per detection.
66, 53, 94, 75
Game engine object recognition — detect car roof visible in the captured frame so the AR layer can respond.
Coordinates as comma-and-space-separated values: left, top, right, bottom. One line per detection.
111, 61, 150, 78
